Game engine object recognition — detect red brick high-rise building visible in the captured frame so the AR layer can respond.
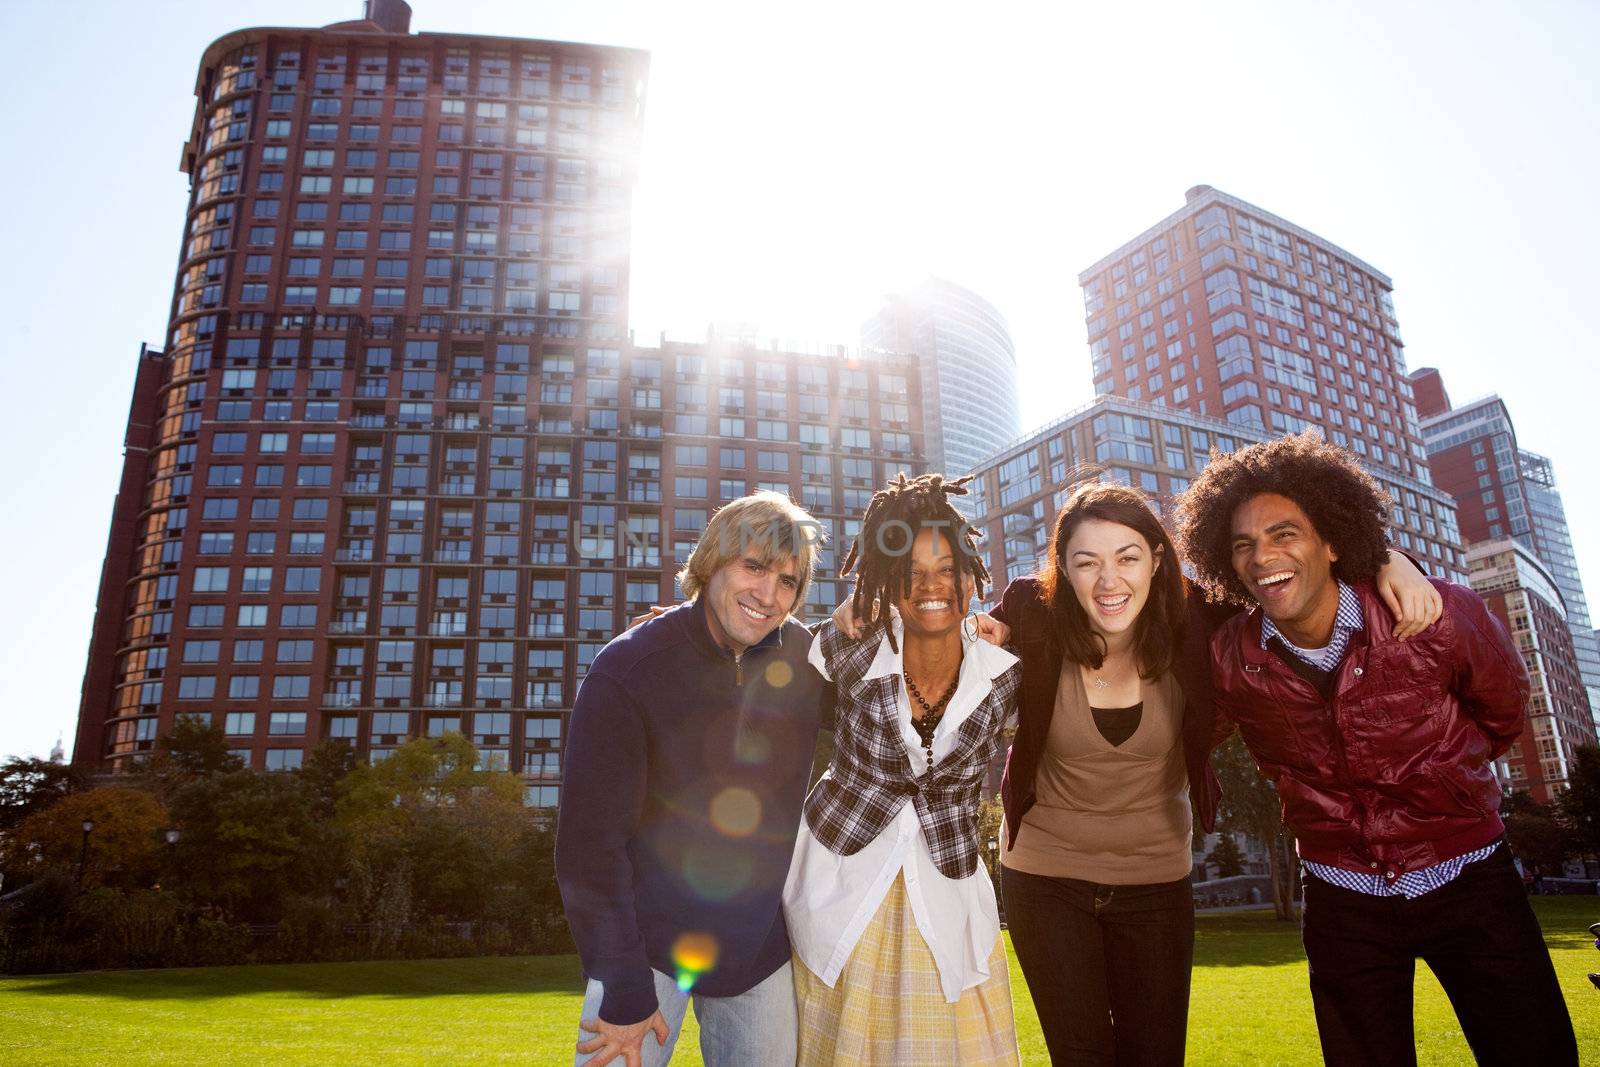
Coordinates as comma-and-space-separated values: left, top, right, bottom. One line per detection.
1076, 186, 1464, 578
74, 3, 929, 800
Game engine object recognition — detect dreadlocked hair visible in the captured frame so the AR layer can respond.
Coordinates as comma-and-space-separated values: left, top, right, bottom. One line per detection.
841, 472, 990, 652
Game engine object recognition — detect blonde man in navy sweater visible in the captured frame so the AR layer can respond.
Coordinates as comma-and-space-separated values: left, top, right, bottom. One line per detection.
557, 492, 827, 1067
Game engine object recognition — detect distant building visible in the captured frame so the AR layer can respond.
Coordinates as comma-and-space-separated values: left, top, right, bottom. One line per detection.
72, 4, 928, 806
862, 278, 1021, 482
1466, 540, 1597, 801
963, 393, 1460, 591
1415, 373, 1600, 731
1076, 186, 1462, 578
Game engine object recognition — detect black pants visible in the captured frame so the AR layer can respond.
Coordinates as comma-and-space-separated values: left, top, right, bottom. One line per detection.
1002, 864, 1194, 1066
1302, 844, 1577, 1066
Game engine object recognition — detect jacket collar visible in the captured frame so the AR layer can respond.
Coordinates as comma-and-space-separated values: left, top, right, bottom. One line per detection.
1260, 581, 1364, 649
1239, 579, 1384, 666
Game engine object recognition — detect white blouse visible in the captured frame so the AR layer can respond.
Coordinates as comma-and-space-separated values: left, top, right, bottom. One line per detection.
782, 613, 1018, 1003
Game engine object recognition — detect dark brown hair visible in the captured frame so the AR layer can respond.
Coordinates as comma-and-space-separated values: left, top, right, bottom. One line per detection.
1037, 480, 1185, 678
1174, 430, 1391, 607
843, 473, 990, 652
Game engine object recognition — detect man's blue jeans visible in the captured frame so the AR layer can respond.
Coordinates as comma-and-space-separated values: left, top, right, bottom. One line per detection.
1302, 843, 1576, 1066
574, 961, 796, 1067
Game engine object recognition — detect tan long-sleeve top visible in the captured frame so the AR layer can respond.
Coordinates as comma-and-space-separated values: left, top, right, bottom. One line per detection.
1001, 662, 1193, 885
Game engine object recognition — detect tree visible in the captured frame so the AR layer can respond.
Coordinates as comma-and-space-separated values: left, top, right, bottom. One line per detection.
1559, 744, 1600, 861
3, 787, 168, 890
1207, 832, 1245, 878
298, 740, 359, 821
144, 718, 242, 797
1502, 798, 1566, 874
0, 757, 83, 834
1212, 733, 1298, 920
337, 735, 527, 924
163, 768, 340, 921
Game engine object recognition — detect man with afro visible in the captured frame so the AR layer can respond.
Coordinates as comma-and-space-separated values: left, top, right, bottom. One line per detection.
1176, 430, 1575, 1065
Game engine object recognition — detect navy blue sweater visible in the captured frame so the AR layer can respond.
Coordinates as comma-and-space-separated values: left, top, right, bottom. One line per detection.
555, 597, 825, 1024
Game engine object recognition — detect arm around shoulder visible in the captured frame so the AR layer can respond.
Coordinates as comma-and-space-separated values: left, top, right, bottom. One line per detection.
992, 575, 1043, 634
1206, 623, 1243, 749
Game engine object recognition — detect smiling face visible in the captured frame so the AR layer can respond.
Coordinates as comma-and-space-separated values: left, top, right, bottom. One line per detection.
1064, 519, 1160, 645
894, 527, 972, 641
701, 553, 801, 654
1229, 492, 1341, 646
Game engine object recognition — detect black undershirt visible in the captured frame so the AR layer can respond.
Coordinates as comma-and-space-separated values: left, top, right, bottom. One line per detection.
1090, 701, 1143, 747
1266, 637, 1337, 701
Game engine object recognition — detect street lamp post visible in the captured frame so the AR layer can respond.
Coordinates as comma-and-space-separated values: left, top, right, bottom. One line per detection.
77, 818, 95, 887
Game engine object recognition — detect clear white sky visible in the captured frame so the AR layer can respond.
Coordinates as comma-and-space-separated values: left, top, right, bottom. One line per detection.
1, 0, 1595, 761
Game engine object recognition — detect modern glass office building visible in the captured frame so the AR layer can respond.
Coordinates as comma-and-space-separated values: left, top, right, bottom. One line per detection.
964, 393, 1464, 593
1467, 539, 1597, 800
1415, 370, 1600, 733
862, 277, 1021, 483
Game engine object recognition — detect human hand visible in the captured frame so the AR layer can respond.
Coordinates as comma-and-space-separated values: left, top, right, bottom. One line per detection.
1377, 548, 1442, 640
831, 598, 865, 639
627, 605, 670, 631
576, 1010, 669, 1067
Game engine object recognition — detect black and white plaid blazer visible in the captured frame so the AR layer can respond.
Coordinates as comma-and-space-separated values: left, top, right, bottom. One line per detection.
802, 617, 1021, 879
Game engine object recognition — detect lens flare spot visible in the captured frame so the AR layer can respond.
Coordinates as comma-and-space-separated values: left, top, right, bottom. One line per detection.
764, 660, 794, 688
734, 729, 772, 766
671, 932, 720, 992
682, 845, 753, 902
709, 787, 762, 837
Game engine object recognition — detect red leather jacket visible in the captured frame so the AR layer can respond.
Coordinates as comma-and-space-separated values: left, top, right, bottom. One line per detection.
1210, 579, 1529, 878
996, 576, 1226, 850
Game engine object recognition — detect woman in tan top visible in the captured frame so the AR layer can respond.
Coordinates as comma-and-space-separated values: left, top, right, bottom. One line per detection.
989, 480, 1440, 1066
996, 481, 1199, 1066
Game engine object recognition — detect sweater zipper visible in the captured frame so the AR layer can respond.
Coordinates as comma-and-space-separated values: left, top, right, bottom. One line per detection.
734, 650, 743, 687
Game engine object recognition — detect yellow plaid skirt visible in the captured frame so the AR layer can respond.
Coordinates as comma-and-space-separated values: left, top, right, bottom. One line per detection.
794, 874, 1020, 1066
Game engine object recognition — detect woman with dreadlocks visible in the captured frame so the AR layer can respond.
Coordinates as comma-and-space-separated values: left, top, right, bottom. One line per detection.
782, 472, 1023, 1066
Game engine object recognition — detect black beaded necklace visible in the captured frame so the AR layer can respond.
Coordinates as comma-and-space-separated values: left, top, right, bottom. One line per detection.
904, 663, 962, 764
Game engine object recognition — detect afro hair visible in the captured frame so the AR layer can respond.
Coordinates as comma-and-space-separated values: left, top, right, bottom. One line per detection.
1175, 430, 1392, 606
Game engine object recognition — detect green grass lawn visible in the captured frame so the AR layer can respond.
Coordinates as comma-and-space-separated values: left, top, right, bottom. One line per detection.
3, 898, 1596, 1065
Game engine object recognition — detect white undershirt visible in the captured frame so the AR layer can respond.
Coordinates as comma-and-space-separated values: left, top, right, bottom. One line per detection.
782, 615, 1016, 1003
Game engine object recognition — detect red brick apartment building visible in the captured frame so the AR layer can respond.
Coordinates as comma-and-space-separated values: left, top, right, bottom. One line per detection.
74, 2, 928, 804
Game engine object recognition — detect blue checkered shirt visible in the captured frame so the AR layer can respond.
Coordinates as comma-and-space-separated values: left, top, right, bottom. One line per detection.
1262, 581, 1499, 899
1259, 579, 1366, 672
